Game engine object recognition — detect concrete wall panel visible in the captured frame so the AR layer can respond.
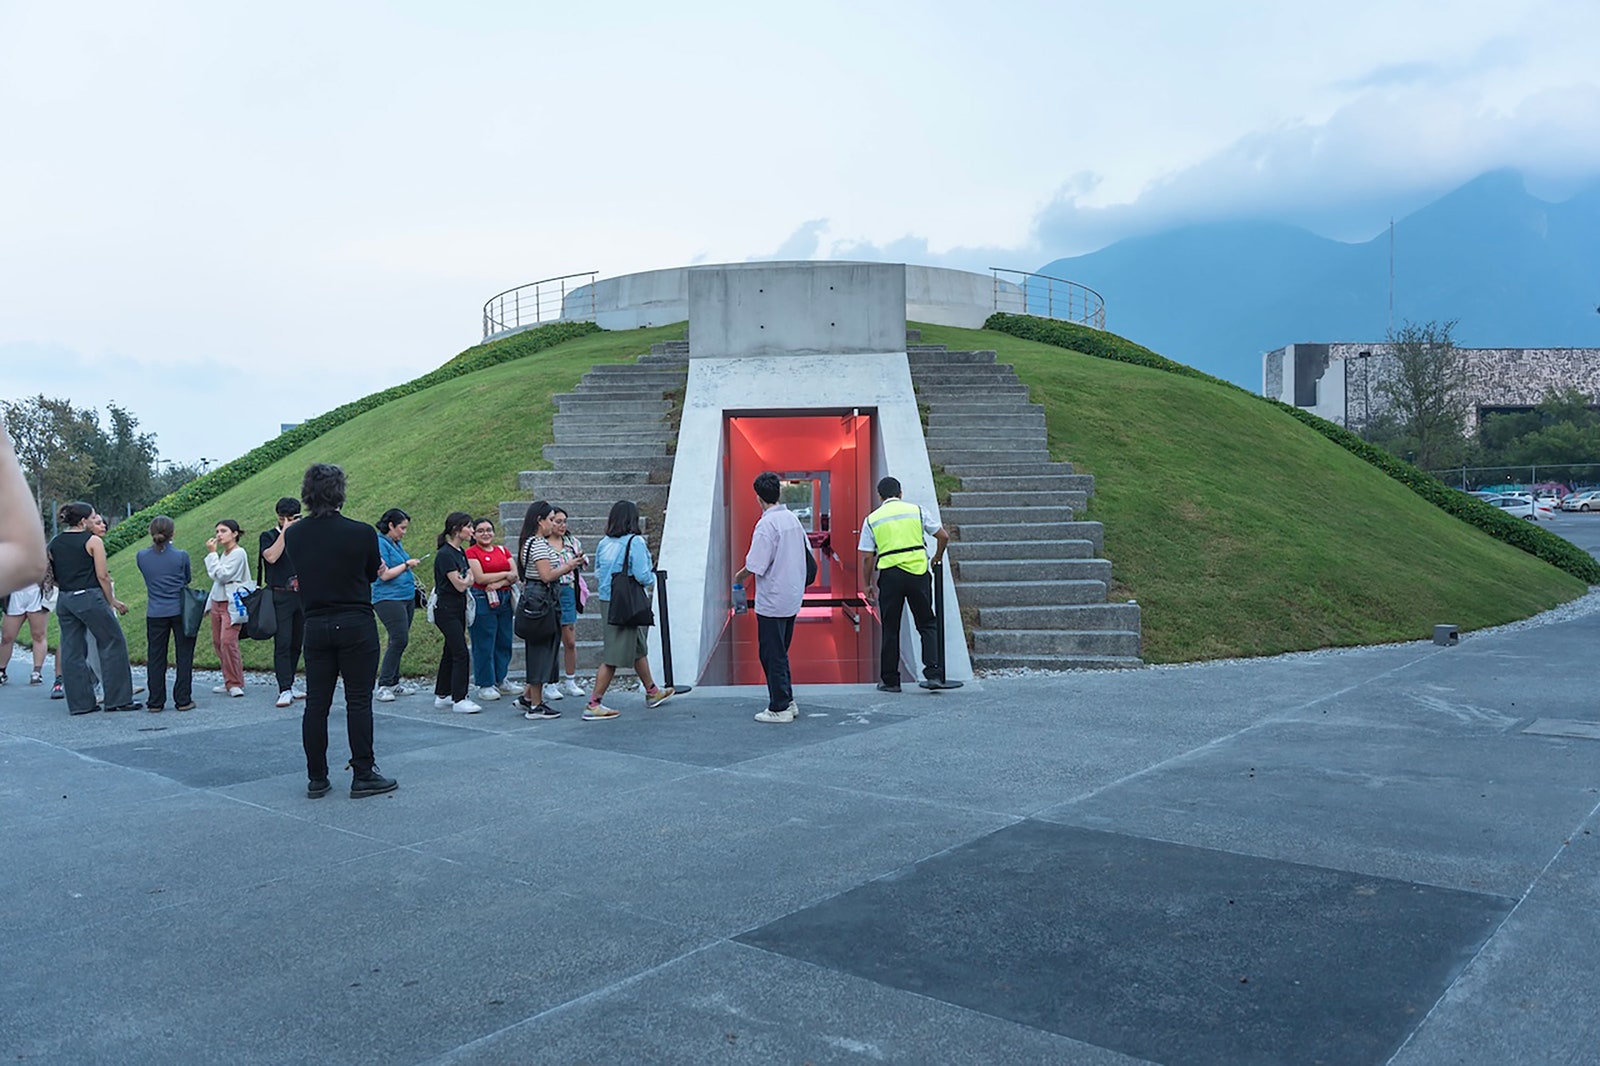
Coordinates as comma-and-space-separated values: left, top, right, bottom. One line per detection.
687, 263, 908, 358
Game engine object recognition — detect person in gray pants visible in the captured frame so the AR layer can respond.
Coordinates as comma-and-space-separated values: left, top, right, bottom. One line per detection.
47, 502, 137, 714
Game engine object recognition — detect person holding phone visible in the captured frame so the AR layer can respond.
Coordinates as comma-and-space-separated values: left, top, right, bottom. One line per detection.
371, 508, 421, 702
260, 497, 307, 708
204, 519, 250, 698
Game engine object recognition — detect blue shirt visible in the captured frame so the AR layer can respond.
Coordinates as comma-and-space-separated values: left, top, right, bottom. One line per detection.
592, 534, 655, 600
372, 533, 416, 603
137, 546, 191, 617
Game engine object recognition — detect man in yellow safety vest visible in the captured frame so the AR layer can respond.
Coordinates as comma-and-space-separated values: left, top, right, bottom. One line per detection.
858, 476, 961, 692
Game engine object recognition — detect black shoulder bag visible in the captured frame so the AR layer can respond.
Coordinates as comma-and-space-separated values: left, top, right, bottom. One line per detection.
606, 536, 655, 628
514, 539, 560, 641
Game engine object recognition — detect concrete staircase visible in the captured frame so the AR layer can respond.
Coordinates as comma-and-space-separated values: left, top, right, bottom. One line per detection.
908, 344, 1142, 670
497, 340, 689, 673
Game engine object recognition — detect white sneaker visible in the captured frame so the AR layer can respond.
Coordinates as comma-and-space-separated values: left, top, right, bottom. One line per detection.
434, 695, 453, 710
543, 683, 564, 701
212, 684, 228, 694
452, 698, 483, 714
291, 686, 306, 700
275, 690, 294, 708
396, 681, 418, 696
228, 687, 245, 698
478, 686, 502, 701
560, 677, 586, 697
496, 679, 520, 695
375, 686, 396, 703
754, 705, 797, 724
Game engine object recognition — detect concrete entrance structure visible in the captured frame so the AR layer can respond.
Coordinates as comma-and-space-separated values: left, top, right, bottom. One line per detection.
654, 261, 972, 687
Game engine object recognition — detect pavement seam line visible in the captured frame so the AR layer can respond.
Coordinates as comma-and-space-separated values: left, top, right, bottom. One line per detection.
1383, 791, 1600, 1065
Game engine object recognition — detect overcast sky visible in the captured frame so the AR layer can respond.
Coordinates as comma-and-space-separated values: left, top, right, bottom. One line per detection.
4, 0, 1598, 467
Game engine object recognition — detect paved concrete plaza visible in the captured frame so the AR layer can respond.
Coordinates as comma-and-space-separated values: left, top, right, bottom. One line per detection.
4, 553, 1599, 1061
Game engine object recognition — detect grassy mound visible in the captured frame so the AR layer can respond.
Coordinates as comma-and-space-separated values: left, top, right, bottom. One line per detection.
97, 324, 686, 674
915, 322, 1588, 663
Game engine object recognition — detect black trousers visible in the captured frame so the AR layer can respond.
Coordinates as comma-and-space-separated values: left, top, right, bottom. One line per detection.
145, 613, 195, 708
302, 608, 380, 779
271, 588, 305, 692
525, 630, 561, 702
757, 613, 796, 712
434, 607, 470, 701
877, 566, 940, 685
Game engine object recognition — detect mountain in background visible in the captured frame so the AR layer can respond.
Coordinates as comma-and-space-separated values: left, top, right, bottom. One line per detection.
1036, 170, 1600, 389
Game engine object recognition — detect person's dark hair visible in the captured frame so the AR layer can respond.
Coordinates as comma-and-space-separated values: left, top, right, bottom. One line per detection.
59, 501, 93, 528
753, 471, 781, 505
517, 501, 554, 576
376, 508, 409, 534
149, 515, 175, 549
473, 516, 495, 532
437, 511, 472, 549
301, 463, 347, 517
604, 500, 641, 539
215, 519, 243, 539
551, 506, 568, 520
275, 496, 301, 518
877, 476, 902, 499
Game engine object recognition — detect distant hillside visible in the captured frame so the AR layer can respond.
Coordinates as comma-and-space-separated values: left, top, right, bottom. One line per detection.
1038, 170, 1600, 389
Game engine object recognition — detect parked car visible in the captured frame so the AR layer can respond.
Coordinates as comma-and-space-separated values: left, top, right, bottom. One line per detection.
1487, 495, 1556, 521
1562, 490, 1600, 512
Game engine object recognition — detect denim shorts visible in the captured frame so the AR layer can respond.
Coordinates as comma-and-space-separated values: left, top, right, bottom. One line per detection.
559, 584, 577, 626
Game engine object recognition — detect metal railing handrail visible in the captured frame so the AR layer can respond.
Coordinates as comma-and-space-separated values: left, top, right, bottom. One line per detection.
482, 271, 599, 339
990, 267, 1106, 329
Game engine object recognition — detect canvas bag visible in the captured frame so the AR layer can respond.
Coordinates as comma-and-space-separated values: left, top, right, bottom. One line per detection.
606, 536, 654, 628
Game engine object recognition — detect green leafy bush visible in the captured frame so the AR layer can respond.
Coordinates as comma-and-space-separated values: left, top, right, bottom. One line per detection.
104, 321, 599, 556
984, 312, 1600, 584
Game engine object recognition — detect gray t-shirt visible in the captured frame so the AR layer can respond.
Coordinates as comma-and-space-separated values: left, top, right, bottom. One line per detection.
137, 546, 192, 618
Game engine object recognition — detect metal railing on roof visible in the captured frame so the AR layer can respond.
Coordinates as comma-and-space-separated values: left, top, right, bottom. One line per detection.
990, 268, 1106, 329
482, 271, 598, 339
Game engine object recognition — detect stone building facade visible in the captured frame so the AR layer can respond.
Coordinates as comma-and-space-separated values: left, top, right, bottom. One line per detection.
1262, 343, 1600, 433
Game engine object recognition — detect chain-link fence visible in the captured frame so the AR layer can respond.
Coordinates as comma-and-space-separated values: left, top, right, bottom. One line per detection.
1424, 463, 1600, 493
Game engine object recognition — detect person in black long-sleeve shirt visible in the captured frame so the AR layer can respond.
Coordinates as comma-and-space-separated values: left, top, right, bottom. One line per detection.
282, 464, 396, 799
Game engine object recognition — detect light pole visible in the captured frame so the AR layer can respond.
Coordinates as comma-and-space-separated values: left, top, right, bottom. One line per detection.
1356, 350, 1372, 439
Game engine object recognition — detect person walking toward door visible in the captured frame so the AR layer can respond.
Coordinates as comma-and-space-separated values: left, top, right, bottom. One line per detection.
733, 472, 808, 724
859, 476, 961, 693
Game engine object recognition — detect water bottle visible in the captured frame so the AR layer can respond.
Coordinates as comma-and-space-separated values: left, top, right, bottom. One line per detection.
732, 582, 747, 614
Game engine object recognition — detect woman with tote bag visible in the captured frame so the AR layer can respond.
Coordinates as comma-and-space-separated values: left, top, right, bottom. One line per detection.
204, 519, 251, 698
582, 500, 673, 721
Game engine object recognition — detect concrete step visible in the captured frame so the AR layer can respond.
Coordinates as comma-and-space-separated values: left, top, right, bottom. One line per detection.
921, 402, 1043, 416
949, 521, 1102, 550
928, 449, 1051, 467
905, 329, 922, 344
917, 384, 1029, 397
953, 539, 1097, 561
582, 366, 687, 379
905, 344, 947, 354
925, 413, 1046, 430
543, 443, 675, 462
972, 654, 1143, 672
976, 603, 1142, 632
518, 472, 668, 493
942, 505, 1075, 527
955, 474, 1095, 494
954, 579, 1107, 607
926, 426, 1043, 443
953, 558, 1111, 583
553, 416, 677, 436
648, 341, 690, 356
907, 349, 996, 362
912, 371, 1021, 386
554, 397, 674, 413
947, 490, 1088, 510
500, 503, 655, 534
941, 461, 1074, 477
973, 628, 1142, 658
564, 386, 681, 400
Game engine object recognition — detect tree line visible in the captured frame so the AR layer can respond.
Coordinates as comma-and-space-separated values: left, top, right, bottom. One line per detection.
1360, 321, 1600, 479
0, 395, 201, 532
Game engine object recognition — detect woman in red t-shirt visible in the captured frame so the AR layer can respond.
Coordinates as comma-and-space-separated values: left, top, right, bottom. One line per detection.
465, 517, 518, 701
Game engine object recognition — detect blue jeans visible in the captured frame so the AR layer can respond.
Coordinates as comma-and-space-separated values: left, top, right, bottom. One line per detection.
468, 589, 513, 687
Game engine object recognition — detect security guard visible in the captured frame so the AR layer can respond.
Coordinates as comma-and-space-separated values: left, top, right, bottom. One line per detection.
858, 476, 961, 692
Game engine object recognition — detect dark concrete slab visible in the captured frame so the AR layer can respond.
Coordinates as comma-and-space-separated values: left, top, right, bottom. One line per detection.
0, 789, 393, 936
216, 733, 701, 846
420, 769, 1012, 938
440, 940, 1152, 1065
534, 696, 909, 768
739, 821, 1514, 1066
1037, 716, 1600, 896
76, 711, 488, 788
0, 847, 706, 1065
0, 735, 189, 828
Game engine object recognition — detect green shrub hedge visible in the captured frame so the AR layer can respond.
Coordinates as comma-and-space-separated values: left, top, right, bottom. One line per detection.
104, 321, 600, 556
984, 312, 1600, 584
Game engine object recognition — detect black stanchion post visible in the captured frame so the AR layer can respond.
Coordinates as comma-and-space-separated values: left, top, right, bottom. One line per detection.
932, 559, 946, 683
655, 568, 691, 693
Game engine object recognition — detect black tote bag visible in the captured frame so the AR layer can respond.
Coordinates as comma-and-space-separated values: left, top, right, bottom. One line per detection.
179, 587, 209, 638
606, 536, 654, 628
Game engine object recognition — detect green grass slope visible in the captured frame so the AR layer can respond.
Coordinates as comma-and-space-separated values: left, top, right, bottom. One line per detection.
99, 323, 686, 674
914, 322, 1588, 663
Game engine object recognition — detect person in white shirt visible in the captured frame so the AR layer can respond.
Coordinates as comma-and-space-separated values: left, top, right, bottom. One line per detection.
733, 471, 809, 724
